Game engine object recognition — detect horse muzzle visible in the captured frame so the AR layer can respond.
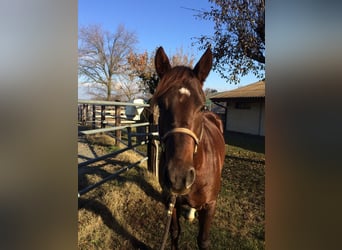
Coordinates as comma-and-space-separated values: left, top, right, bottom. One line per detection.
168, 166, 196, 195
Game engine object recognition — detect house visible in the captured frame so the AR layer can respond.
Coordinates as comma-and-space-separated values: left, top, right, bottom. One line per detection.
210, 80, 265, 136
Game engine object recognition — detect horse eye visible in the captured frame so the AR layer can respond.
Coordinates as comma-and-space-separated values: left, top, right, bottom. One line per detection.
200, 105, 207, 112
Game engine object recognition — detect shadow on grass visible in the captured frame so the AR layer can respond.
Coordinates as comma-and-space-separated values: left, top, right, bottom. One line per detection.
78, 158, 164, 204
78, 198, 152, 250
224, 131, 265, 154
115, 166, 165, 204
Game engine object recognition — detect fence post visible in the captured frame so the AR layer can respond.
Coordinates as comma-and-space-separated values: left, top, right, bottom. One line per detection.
101, 105, 105, 128
92, 105, 96, 129
86, 104, 89, 125
127, 127, 132, 148
115, 103, 121, 146
82, 104, 87, 126
147, 105, 159, 177
78, 105, 80, 123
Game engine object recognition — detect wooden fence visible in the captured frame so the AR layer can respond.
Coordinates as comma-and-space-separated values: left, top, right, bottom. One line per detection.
78, 99, 159, 197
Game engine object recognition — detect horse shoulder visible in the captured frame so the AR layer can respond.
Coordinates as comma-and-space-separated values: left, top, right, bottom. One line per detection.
202, 112, 226, 164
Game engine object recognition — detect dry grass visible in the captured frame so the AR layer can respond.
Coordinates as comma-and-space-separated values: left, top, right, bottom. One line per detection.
78, 134, 265, 250
85, 133, 116, 146
78, 143, 165, 250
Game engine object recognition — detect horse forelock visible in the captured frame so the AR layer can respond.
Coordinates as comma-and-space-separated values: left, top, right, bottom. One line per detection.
152, 66, 205, 106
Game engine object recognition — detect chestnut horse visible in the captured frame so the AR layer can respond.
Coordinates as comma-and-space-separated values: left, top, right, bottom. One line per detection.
152, 47, 225, 250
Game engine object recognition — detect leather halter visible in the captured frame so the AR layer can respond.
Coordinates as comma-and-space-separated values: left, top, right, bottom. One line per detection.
161, 125, 203, 153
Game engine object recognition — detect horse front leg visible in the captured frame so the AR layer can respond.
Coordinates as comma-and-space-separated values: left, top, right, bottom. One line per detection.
170, 202, 181, 250
197, 201, 217, 250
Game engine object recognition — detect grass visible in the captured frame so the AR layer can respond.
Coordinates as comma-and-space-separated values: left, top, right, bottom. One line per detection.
78, 131, 265, 249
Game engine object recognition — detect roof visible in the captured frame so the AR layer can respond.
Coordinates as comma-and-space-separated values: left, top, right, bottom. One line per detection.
210, 80, 265, 101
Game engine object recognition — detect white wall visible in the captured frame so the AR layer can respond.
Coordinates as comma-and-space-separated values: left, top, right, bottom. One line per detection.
225, 100, 265, 136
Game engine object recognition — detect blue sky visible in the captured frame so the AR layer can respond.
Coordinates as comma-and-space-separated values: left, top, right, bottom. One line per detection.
78, 0, 261, 99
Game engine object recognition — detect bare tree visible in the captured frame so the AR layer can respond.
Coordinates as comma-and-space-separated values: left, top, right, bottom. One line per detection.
204, 88, 218, 97
115, 74, 141, 101
169, 47, 196, 67
78, 24, 138, 100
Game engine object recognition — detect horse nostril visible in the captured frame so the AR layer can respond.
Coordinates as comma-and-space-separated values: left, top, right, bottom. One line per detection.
185, 167, 196, 189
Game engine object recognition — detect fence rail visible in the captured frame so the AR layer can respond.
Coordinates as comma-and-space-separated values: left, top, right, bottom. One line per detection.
78, 99, 150, 107
78, 99, 159, 197
80, 122, 150, 135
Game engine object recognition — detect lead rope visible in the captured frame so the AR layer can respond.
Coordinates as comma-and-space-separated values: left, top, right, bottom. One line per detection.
160, 195, 177, 250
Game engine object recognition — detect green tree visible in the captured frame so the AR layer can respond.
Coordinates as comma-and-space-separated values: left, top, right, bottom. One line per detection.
194, 0, 265, 83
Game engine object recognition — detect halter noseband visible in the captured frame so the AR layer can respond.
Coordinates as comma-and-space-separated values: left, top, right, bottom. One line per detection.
161, 125, 203, 153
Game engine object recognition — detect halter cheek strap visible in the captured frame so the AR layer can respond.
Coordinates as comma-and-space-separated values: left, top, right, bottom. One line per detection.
161, 126, 203, 153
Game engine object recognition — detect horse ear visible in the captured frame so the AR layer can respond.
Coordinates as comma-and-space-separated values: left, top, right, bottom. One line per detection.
155, 47, 171, 78
193, 48, 212, 84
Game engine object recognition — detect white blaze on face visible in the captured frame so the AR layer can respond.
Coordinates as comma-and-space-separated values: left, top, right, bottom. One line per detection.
179, 87, 191, 97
